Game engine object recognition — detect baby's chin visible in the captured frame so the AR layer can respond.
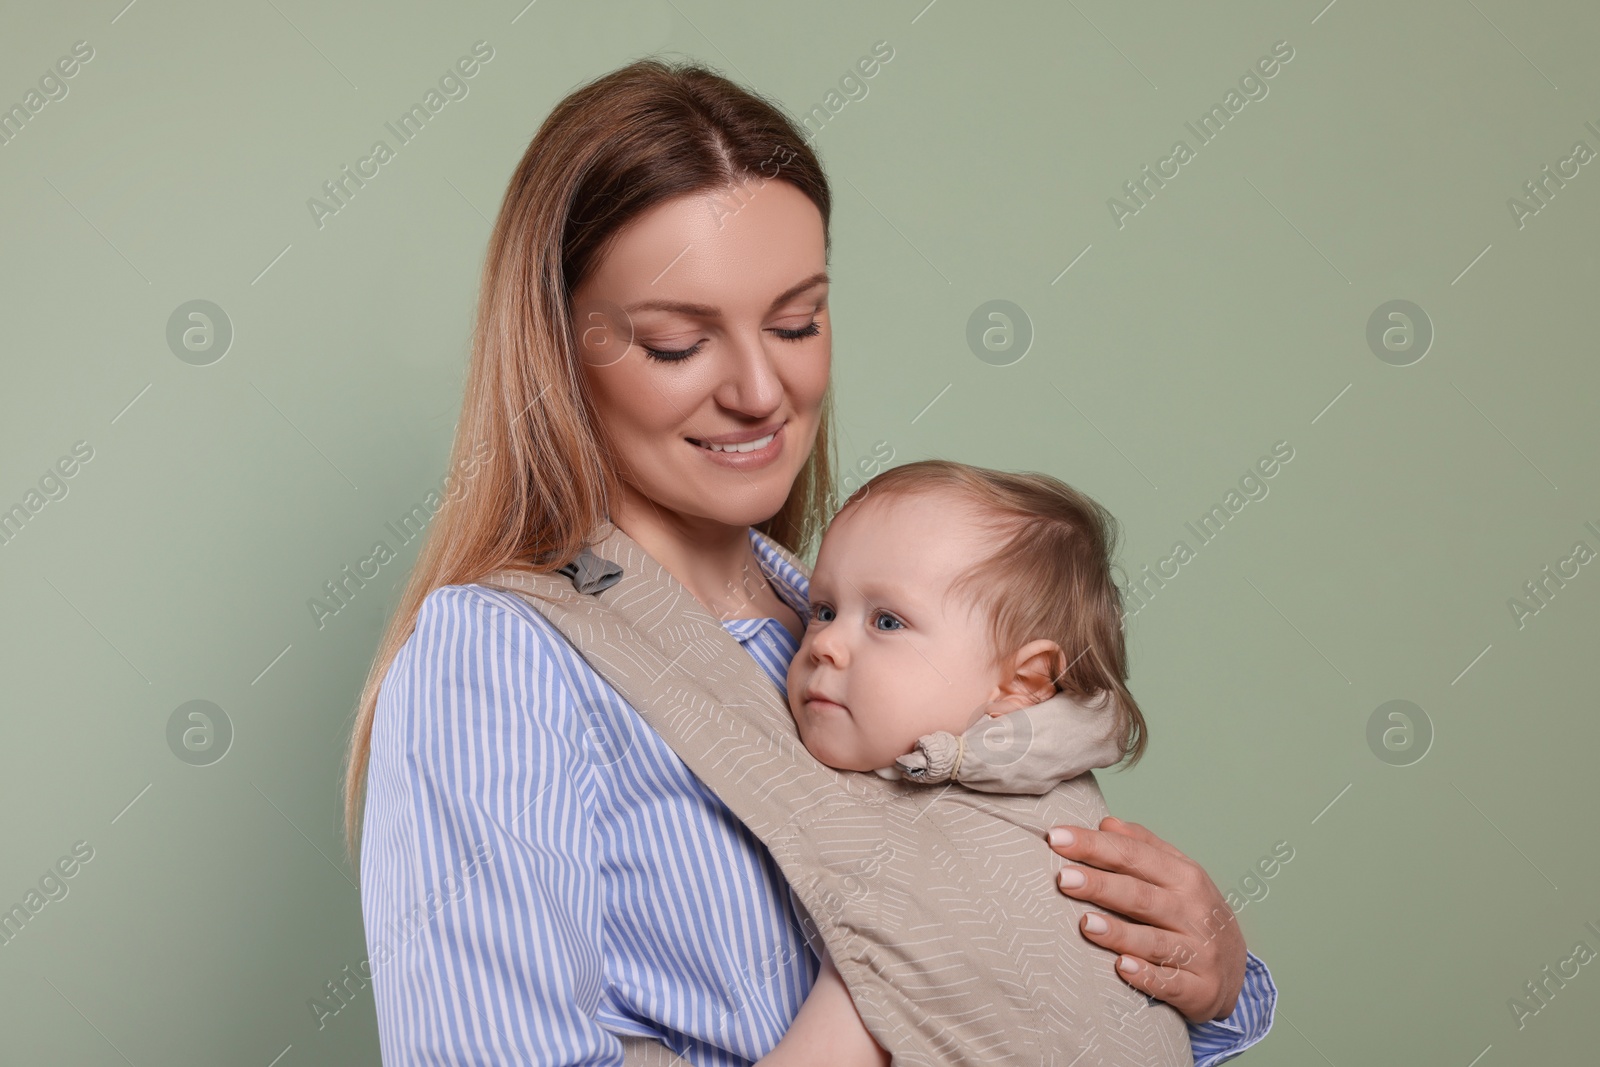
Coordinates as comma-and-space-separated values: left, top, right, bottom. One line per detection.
792, 715, 903, 774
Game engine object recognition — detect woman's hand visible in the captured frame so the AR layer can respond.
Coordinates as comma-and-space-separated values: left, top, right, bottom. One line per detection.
1048, 815, 1246, 1024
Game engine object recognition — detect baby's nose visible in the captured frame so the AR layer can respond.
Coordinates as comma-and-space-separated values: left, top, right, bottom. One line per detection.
808, 629, 847, 664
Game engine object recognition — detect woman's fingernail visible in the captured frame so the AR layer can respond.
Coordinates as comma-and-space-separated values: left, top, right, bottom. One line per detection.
1058, 866, 1086, 889
1048, 828, 1074, 848
1118, 955, 1141, 975
1084, 913, 1108, 934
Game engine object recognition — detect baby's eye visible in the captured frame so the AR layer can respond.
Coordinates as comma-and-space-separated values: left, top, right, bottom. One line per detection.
809, 604, 835, 623
871, 611, 904, 632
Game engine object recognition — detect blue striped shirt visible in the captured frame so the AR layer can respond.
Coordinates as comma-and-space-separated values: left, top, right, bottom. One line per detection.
360, 526, 1276, 1064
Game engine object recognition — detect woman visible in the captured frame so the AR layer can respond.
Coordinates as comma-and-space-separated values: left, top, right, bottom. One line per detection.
343, 58, 1275, 1065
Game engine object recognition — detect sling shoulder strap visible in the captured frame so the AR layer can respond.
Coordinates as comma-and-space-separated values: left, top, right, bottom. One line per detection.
479, 522, 1190, 1067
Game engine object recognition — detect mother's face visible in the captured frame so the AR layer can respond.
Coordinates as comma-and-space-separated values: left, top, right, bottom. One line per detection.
569, 179, 831, 533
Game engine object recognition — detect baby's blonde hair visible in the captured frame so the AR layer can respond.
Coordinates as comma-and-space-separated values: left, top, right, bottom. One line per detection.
836, 459, 1147, 766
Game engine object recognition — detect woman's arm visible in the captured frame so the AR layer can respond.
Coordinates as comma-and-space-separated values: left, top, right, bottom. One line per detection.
360, 586, 624, 1063
756, 946, 889, 1067
1047, 816, 1276, 1063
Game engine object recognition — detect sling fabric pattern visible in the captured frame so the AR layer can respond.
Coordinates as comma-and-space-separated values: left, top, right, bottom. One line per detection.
480, 522, 1191, 1067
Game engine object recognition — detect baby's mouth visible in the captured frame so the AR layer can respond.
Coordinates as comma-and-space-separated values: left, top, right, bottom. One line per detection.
801, 688, 848, 713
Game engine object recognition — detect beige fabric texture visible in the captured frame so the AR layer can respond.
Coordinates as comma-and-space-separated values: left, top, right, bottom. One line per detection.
881, 688, 1128, 795
479, 521, 1191, 1067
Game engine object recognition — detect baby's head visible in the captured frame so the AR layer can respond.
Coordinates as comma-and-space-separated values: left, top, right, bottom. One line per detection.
786, 459, 1146, 774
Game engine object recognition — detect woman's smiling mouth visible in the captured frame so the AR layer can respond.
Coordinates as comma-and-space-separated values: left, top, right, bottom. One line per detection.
686, 421, 786, 467
690, 431, 777, 453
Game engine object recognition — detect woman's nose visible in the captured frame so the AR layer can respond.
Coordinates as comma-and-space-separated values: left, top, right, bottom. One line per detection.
714, 331, 785, 414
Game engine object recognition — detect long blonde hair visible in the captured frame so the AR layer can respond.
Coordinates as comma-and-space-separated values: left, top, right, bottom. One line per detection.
342, 58, 839, 855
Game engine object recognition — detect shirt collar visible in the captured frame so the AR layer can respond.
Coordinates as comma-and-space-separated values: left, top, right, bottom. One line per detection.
746, 526, 810, 617
711, 528, 811, 648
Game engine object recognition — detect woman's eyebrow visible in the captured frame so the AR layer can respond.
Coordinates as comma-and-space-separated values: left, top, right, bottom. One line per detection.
624, 271, 829, 317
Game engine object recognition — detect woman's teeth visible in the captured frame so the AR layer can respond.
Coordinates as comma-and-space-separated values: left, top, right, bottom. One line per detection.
695, 431, 776, 453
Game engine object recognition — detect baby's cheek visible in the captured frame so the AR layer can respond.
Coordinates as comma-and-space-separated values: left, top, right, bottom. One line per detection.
858, 705, 924, 769
784, 655, 807, 703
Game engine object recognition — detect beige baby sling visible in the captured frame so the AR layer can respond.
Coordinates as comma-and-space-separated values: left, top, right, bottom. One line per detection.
479, 521, 1191, 1067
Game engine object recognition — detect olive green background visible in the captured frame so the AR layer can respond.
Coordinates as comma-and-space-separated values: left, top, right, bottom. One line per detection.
3, 0, 1597, 1063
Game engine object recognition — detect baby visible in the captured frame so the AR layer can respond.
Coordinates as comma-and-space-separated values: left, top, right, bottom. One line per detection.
758, 458, 1188, 1067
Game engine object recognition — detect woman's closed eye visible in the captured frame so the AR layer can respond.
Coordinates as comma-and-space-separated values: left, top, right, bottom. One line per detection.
776, 320, 822, 342
642, 319, 822, 363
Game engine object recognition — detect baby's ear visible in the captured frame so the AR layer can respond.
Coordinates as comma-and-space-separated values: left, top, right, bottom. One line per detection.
985, 639, 1062, 713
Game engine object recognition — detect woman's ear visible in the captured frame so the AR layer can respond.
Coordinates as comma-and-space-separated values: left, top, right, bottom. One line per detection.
989, 639, 1066, 713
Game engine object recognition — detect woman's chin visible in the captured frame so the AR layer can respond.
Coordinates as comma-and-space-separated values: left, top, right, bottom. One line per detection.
678, 451, 807, 523
704, 489, 796, 527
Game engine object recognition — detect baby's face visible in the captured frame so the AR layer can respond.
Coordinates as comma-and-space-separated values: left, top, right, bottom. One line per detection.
787, 490, 1007, 772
